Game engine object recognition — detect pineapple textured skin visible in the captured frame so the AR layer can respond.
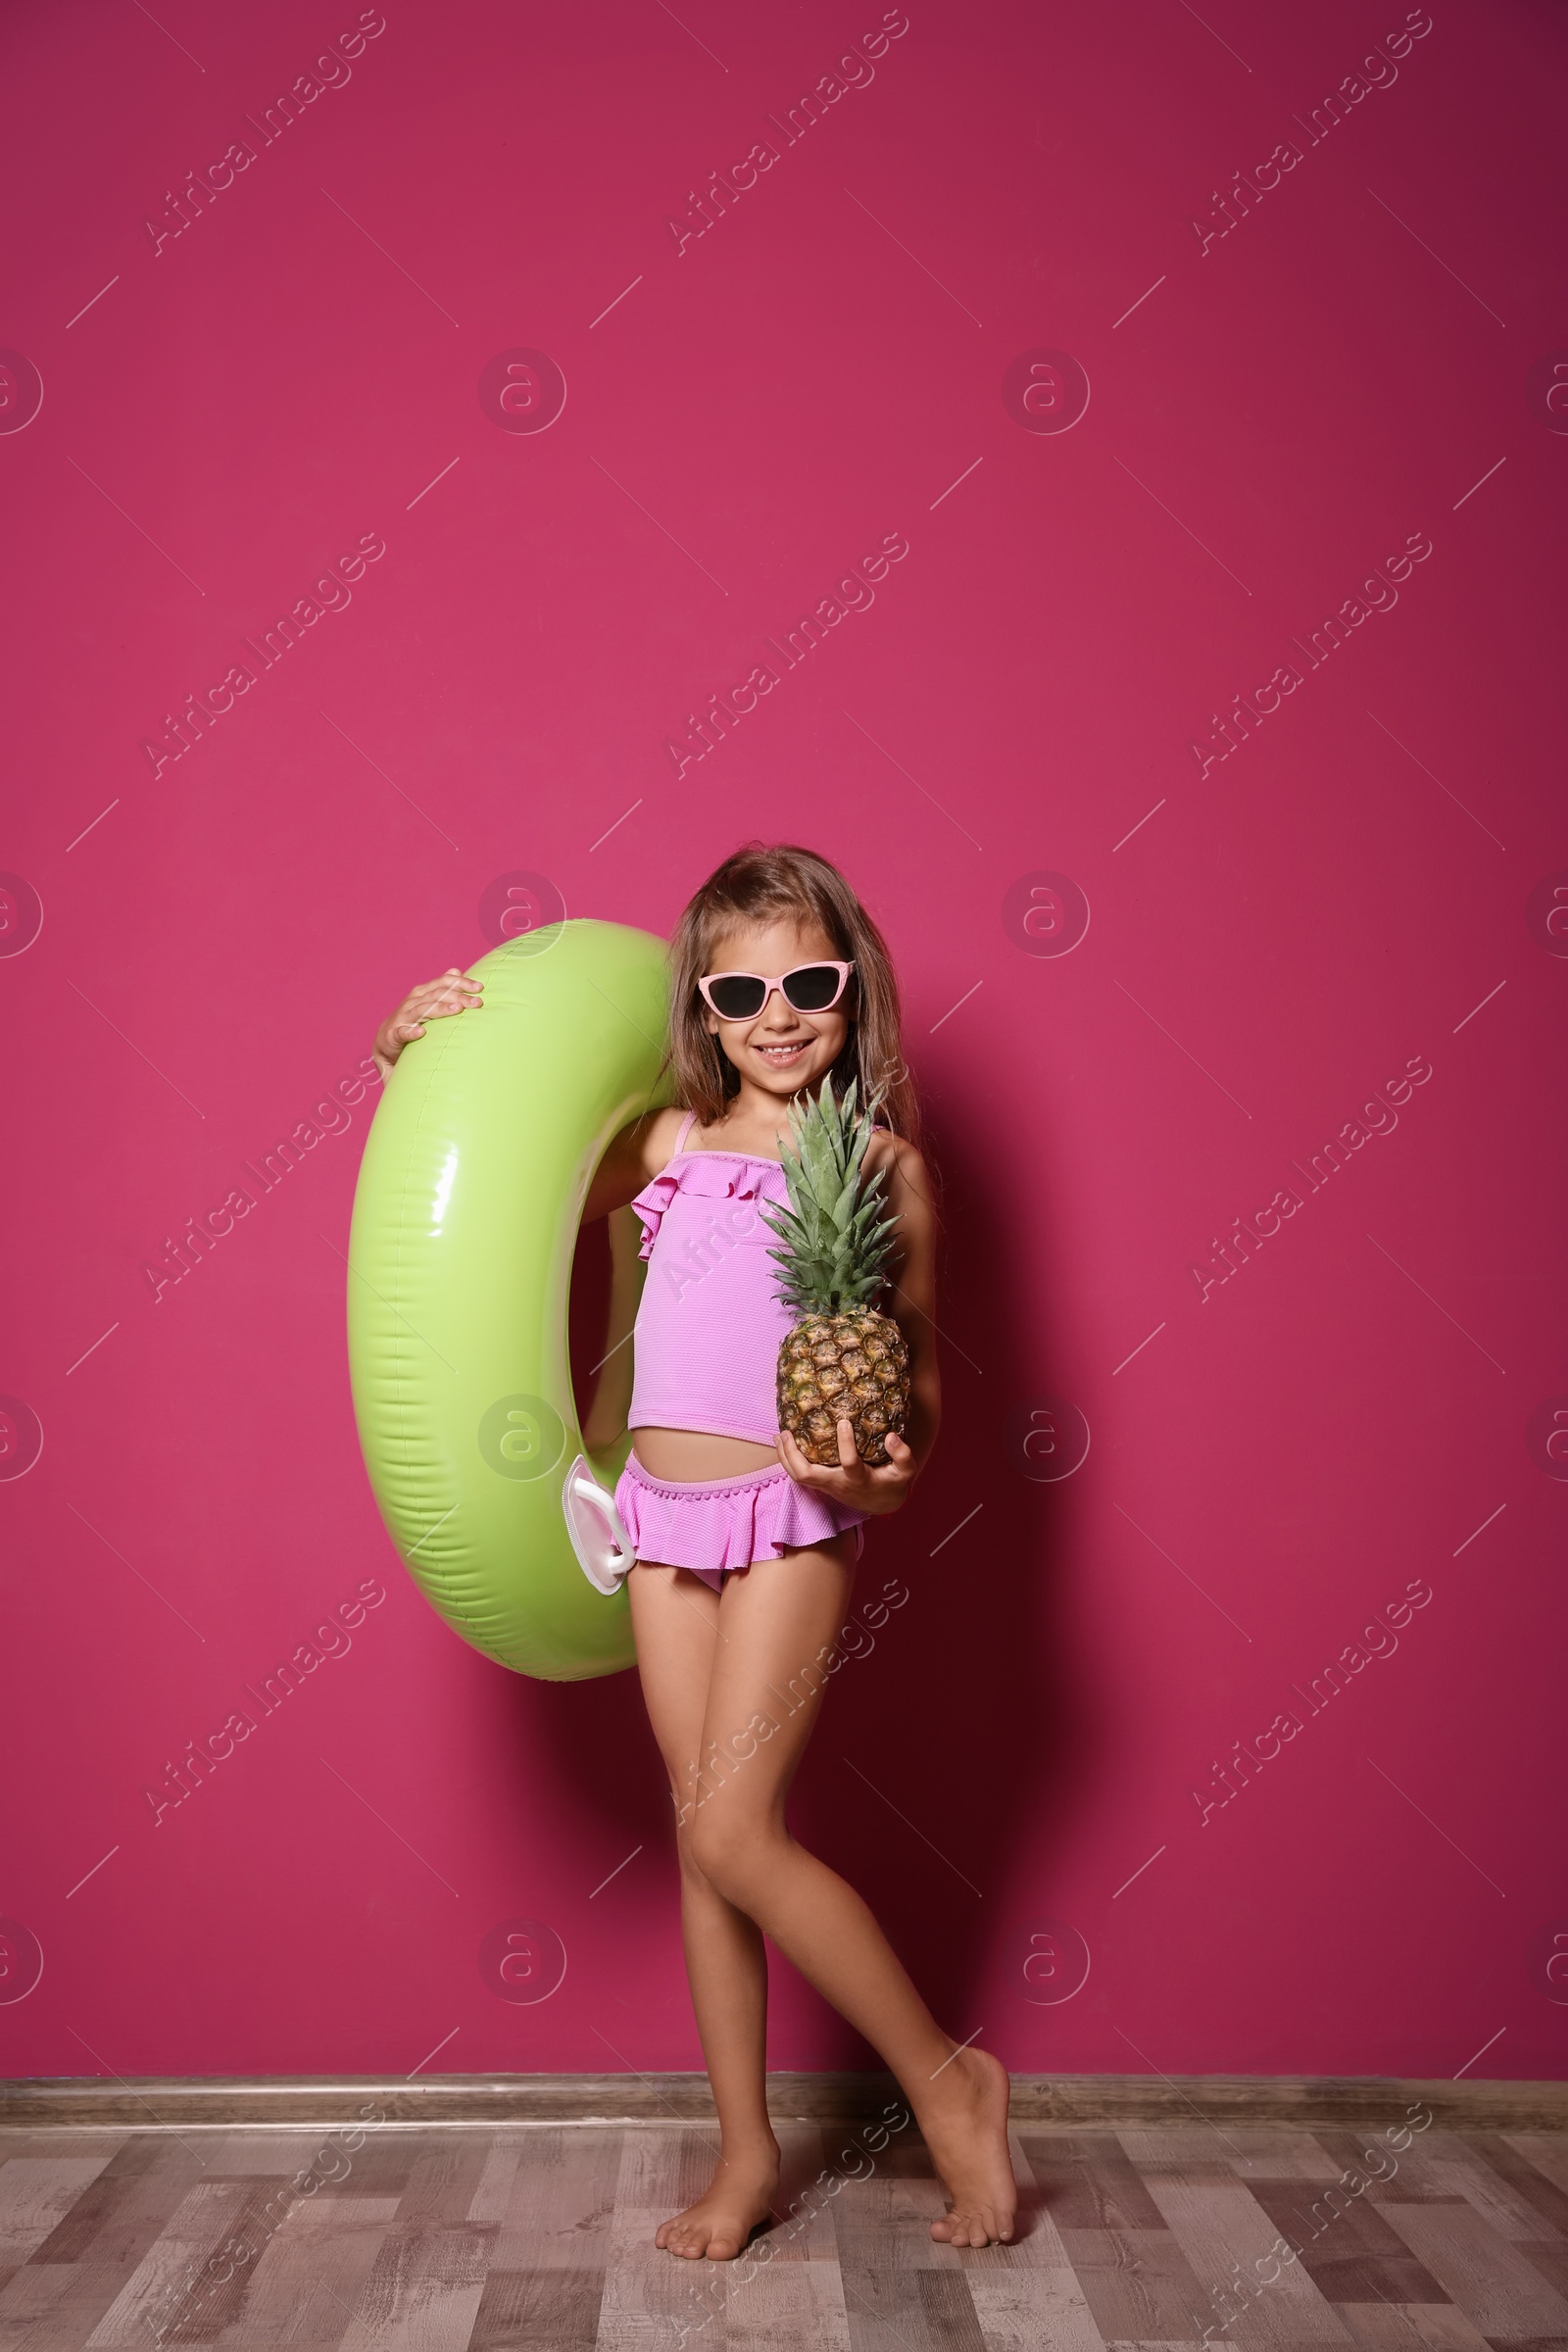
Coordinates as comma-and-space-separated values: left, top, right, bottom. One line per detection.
777, 1306, 911, 1467
762, 1078, 910, 1467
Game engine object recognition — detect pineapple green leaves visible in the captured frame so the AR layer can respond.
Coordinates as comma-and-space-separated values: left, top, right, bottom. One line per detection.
760, 1077, 901, 1317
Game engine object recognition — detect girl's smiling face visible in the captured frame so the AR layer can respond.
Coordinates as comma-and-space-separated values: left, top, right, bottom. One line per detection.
701, 914, 852, 1105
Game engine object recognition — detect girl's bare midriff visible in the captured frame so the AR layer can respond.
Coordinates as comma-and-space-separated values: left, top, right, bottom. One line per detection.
630, 1427, 780, 1481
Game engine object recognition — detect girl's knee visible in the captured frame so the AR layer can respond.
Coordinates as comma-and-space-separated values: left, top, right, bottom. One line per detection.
687, 1808, 778, 1904
674, 1825, 712, 1891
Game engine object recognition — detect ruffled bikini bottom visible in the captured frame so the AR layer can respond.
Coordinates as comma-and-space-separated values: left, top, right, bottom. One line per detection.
614, 1452, 866, 1593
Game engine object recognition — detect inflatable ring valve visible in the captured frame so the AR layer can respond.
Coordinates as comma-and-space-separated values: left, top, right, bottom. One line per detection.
346, 919, 672, 1680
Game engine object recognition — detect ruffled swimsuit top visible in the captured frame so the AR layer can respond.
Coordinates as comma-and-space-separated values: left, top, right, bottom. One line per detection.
626, 1113, 793, 1446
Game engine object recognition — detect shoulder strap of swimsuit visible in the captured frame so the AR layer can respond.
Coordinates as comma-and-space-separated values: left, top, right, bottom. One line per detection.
672, 1109, 698, 1154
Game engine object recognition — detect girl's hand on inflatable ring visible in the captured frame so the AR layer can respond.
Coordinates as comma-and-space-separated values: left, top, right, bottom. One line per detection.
778, 1422, 917, 1516
373, 968, 483, 1071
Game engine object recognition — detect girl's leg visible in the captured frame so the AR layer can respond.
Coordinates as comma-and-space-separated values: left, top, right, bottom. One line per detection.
627, 1562, 782, 2259
690, 1538, 1016, 2249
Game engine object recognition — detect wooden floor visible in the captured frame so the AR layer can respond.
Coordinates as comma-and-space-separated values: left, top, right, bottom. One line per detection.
0, 2118, 1565, 2349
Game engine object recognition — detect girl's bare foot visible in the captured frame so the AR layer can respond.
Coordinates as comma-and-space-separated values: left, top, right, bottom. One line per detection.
656, 2140, 781, 2260
919, 2045, 1016, 2248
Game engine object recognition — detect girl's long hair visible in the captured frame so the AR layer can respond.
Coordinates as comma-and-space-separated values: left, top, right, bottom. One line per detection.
663, 843, 921, 1146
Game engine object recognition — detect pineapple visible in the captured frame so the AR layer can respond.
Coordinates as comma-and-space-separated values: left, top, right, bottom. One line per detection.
762, 1078, 911, 1467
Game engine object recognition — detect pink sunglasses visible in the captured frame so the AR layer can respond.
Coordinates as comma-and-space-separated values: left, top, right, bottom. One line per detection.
698, 960, 855, 1021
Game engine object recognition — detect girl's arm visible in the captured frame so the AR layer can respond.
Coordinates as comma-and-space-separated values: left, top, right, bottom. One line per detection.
777, 1135, 941, 1515
562, 1115, 689, 1445
581, 1204, 645, 1452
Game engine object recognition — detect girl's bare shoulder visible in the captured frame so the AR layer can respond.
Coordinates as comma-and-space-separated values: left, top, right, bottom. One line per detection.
587, 1105, 689, 1221
866, 1129, 931, 1204
637, 1103, 693, 1176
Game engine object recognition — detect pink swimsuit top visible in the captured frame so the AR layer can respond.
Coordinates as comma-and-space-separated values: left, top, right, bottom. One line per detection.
626, 1112, 795, 1446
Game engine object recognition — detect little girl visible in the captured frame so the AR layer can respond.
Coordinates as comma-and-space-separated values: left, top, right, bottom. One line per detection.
372, 843, 1015, 2258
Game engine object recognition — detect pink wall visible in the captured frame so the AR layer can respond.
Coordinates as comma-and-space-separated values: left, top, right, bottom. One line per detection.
3, 0, 1565, 2086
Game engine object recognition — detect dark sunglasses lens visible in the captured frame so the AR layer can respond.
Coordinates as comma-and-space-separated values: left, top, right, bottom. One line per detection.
709, 974, 767, 1019
782, 964, 843, 1011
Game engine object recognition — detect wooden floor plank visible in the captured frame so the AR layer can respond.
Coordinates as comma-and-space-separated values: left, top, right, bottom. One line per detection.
1514, 2240, 1568, 2298
963, 2264, 1107, 2350
81, 2177, 278, 2348
1019, 2135, 1170, 2233
0, 2138, 128, 2168
307, 2131, 422, 2204
25, 2137, 172, 2271
493, 2129, 623, 2273
1308, 2131, 1438, 2198
0, 2142, 208, 2352
466, 2140, 521, 2228
0, 2262, 82, 2349
1310, 2132, 1558, 2248
1055, 2224, 1220, 2345
0, 2159, 118, 2266
468, 2261, 606, 2350
198, 2134, 330, 2179
1458, 2139, 1568, 2242
830, 2260, 989, 2351
331, 2217, 493, 2352
593, 2241, 715, 2352
1119, 2130, 1342, 2184
722, 2255, 854, 2352
1375, 2200, 1568, 2344
1333, 2308, 1490, 2352
389, 2134, 496, 2230
1138, 2174, 1356, 2344
1396, 2138, 1568, 2249
213, 2192, 401, 2348
1502, 2138, 1568, 2201
1244, 2177, 1449, 2305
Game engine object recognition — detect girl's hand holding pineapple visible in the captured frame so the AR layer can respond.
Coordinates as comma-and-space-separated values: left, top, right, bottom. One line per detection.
765, 1076, 928, 1516
776, 1415, 918, 1513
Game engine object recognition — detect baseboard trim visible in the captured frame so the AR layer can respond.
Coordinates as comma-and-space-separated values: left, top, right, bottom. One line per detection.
2, 2073, 1563, 2131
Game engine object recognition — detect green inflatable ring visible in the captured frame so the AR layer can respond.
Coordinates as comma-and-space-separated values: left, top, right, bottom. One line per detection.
346, 918, 673, 1681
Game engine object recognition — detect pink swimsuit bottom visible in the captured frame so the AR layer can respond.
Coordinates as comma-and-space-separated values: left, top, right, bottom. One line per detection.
614, 1454, 865, 1594
612, 1111, 868, 1592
